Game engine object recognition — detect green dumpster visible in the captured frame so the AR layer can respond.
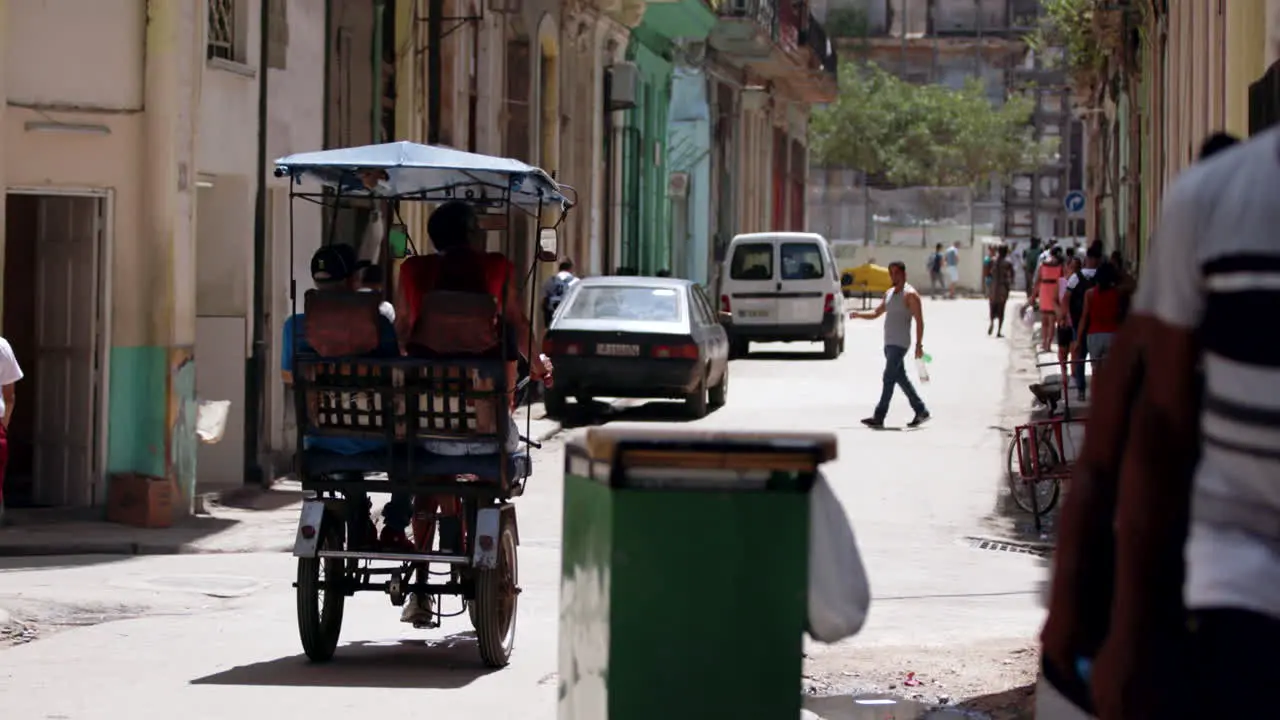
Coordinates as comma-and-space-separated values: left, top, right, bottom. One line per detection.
558, 427, 838, 720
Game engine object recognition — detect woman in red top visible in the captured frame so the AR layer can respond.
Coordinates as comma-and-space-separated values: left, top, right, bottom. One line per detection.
1071, 261, 1122, 368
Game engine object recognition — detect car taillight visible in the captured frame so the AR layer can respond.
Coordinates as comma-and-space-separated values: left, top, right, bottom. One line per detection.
651, 343, 700, 360
542, 338, 582, 356
824, 293, 835, 313
720, 294, 731, 313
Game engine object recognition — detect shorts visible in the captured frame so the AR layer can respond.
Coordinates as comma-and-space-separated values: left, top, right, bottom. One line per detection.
1055, 325, 1074, 348
945, 266, 960, 284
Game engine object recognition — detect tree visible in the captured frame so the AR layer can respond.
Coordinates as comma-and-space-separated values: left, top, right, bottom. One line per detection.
809, 63, 1050, 191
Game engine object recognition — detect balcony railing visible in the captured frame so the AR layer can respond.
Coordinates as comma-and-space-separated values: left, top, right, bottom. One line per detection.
801, 11, 837, 76
716, 0, 777, 37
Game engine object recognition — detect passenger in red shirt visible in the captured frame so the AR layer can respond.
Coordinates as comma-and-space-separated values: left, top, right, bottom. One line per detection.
395, 201, 548, 380
1071, 261, 1123, 370
392, 200, 550, 627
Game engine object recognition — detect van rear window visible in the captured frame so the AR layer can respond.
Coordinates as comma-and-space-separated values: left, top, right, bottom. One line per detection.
781, 243, 825, 280
730, 243, 774, 280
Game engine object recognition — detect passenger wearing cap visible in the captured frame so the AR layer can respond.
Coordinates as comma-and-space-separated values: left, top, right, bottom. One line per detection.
282, 245, 406, 549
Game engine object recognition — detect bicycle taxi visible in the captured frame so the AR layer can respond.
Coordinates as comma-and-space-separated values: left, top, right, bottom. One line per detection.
273, 141, 572, 668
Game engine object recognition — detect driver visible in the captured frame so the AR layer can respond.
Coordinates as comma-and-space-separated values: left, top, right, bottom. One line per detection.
391, 201, 551, 625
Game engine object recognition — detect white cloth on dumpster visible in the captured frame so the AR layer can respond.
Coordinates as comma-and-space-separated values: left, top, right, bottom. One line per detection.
807, 472, 871, 643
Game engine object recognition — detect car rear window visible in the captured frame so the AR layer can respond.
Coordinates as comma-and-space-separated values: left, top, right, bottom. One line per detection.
729, 243, 774, 280
562, 286, 684, 322
781, 243, 825, 280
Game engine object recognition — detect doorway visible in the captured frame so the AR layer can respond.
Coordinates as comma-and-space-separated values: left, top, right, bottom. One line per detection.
2, 191, 108, 508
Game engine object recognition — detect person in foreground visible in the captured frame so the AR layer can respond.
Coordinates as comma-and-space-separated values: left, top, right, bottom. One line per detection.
1040, 129, 1279, 719
849, 261, 930, 428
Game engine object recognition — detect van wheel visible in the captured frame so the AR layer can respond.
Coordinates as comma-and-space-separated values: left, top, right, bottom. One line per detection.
839, 336, 846, 354
685, 372, 709, 419
823, 336, 840, 359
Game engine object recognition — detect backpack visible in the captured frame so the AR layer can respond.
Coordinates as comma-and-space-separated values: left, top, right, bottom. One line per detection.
546, 272, 574, 313
928, 253, 942, 273
1067, 269, 1095, 329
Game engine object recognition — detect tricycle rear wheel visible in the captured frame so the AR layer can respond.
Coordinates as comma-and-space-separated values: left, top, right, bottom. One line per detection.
473, 518, 519, 668
1005, 432, 1062, 515
297, 524, 346, 662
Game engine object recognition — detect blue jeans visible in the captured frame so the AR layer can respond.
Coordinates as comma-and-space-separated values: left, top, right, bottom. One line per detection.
875, 345, 927, 420
1072, 332, 1091, 393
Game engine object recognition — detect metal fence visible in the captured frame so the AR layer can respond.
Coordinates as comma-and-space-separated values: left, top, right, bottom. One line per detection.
807, 168, 1002, 246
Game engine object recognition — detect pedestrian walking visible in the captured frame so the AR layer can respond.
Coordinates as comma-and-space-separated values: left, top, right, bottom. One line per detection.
540, 258, 578, 327
927, 242, 945, 296
1023, 236, 1042, 294
849, 261, 930, 428
1036, 245, 1065, 351
0, 335, 24, 525
944, 241, 961, 298
1070, 261, 1121, 373
1065, 241, 1103, 400
987, 244, 1015, 337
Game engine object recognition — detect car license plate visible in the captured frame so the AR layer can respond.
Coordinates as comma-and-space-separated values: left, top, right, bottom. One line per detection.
739, 309, 769, 318
596, 343, 640, 357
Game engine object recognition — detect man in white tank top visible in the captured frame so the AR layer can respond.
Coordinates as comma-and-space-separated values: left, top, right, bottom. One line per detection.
849, 261, 930, 428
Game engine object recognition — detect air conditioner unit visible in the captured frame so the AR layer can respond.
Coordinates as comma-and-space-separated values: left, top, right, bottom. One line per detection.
668, 172, 690, 199
608, 62, 639, 111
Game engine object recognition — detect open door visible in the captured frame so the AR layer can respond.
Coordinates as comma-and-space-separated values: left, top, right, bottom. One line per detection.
32, 195, 103, 507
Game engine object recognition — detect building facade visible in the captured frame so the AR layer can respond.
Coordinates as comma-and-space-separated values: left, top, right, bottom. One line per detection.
1086, 0, 1280, 265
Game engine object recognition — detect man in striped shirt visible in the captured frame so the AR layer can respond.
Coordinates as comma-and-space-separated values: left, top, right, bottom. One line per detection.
1087, 130, 1280, 717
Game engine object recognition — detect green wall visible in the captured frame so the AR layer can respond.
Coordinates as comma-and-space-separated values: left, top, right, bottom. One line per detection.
623, 26, 674, 275
106, 346, 168, 479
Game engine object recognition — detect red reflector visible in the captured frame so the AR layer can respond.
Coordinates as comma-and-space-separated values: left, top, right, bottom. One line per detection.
652, 344, 699, 360
301, 525, 316, 539
720, 295, 731, 313
542, 339, 581, 356
824, 293, 835, 313
479, 535, 495, 552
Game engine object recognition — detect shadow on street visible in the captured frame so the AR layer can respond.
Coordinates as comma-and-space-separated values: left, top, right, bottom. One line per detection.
189, 632, 497, 689
739, 350, 830, 362
554, 397, 722, 430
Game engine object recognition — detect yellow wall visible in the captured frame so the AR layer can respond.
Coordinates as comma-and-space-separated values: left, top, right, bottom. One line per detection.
1226, 0, 1268, 137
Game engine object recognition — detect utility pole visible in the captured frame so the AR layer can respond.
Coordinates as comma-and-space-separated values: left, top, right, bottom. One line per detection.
428, 0, 443, 144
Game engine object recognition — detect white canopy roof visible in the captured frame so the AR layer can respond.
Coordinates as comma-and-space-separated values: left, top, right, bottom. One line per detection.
274, 141, 570, 210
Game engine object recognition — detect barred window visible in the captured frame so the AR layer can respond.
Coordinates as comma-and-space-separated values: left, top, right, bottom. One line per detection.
208, 0, 237, 62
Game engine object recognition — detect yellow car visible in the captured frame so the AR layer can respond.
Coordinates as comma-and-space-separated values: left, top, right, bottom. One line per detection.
840, 262, 894, 299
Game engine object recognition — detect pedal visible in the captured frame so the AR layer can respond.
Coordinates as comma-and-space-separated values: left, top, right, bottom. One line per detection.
412, 619, 440, 630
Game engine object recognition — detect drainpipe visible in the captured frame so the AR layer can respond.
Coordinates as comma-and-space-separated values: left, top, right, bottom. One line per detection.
603, 67, 615, 273
373, 0, 384, 141
245, 0, 272, 487
428, 0, 443, 143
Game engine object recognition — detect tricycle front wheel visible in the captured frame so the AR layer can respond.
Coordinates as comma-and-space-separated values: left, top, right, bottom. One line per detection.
1005, 433, 1062, 515
473, 518, 519, 668
297, 525, 347, 662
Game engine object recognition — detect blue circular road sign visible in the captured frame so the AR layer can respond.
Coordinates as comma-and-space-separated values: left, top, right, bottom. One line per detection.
1064, 190, 1086, 214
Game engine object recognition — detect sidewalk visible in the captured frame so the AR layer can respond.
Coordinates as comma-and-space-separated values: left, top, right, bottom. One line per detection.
0, 406, 563, 558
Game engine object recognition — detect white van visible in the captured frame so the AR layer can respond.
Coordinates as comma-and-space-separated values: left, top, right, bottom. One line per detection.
718, 232, 845, 359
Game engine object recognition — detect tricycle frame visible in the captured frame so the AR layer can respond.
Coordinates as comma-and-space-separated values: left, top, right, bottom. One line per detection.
275, 143, 573, 669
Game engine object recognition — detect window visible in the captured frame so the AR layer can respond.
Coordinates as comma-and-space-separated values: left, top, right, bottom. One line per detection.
563, 286, 684, 323
208, 0, 238, 61
690, 288, 715, 326
730, 243, 774, 281
266, 0, 289, 70
780, 243, 824, 280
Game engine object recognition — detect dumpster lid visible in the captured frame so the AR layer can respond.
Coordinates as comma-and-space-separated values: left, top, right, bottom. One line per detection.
578, 427, 838, 464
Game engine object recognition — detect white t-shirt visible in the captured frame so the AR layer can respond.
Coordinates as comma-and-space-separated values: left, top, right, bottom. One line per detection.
1133, 127, 1280, 619
1063, 265, 1097, 291
0, 337, 24, 419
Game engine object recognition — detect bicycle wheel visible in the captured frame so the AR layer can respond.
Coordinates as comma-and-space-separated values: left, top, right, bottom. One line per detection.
1006, 432, 1062, 515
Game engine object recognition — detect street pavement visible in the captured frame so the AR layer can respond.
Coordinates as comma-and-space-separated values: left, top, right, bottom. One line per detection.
0, 298, 1046, 719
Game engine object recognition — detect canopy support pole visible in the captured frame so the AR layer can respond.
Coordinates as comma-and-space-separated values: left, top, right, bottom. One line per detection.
428, 0, 443, 145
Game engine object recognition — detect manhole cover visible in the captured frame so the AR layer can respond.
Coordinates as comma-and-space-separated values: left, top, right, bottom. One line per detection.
111, 574, 268, 598
964, 537, 1051, 558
